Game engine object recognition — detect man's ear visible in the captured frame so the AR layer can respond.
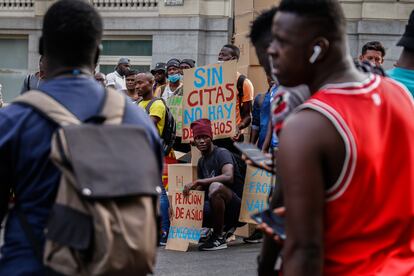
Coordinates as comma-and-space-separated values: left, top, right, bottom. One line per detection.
309, 37, 329, 64
359, 55, 364, 62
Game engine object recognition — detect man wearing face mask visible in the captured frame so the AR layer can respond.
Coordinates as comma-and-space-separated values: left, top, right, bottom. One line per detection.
155, 58, 183, 100
106, 57, 130, 91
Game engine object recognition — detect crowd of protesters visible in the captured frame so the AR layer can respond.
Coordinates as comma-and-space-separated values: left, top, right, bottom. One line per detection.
0, 0, 414, 275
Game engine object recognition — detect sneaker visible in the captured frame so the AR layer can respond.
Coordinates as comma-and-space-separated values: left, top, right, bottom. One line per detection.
224, 226, 236, 240
198, 234, 227, 251
159, 231, 168, 246
199, 228, 212, 244
243, 229, 263, 244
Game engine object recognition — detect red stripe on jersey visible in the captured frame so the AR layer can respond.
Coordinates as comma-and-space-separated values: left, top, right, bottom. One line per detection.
299, 99, 357, 201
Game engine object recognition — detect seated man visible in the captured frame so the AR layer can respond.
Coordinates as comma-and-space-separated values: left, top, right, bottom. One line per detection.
184, 119, 244, 251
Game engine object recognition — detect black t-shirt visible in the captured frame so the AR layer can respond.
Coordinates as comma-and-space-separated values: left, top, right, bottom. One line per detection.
197, 146, 244, 197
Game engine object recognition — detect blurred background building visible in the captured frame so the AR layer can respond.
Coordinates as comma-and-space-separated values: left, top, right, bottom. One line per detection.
0, 0, 412, 101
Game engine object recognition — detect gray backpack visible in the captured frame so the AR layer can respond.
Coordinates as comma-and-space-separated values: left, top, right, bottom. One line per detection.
13, 89, 161, 276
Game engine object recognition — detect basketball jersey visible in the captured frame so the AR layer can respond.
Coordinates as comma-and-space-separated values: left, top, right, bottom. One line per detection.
298, 74, 414, 275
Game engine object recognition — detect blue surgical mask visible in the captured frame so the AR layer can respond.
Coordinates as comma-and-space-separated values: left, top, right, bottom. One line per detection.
168, 74, 181, 83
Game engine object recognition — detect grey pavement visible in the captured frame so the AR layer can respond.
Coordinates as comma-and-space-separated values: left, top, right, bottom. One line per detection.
154, 238, 261, 276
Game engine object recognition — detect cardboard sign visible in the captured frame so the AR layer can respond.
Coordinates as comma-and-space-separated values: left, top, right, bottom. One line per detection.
182, 61, 237, 143
190, 146, 202, 166
239, 165, 273, 224
166, 190, 205, 251
167, 164, 198, 193
166, 95, 183, 137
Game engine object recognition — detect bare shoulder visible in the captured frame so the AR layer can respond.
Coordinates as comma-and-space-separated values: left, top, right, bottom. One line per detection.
280, 109, 340, 149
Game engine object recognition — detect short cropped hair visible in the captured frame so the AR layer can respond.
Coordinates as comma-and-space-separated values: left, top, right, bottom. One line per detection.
249, 7, 278, 46
278, 0, 346, 39
362, 41, 386, 57
126, 70, 138, 77
222, 44, 240, 60
42, 0, 103, 67
137, 72, 155, 83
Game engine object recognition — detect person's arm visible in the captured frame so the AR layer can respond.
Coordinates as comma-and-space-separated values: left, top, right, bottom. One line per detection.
250, 95, 261, 144
238, 79, 254, 131
195, 163, 233, 188
261, 120, 273, 153
184, 150, 236, 196
239, 101, 252, 131
278, 109, 343, 276
148, 100, 165, 130
106, 73, 116, 89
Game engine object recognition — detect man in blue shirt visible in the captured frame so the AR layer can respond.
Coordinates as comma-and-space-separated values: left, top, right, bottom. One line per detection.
0, 1, 162, 275
388, 10, 414, 97
251, 77, 279, 151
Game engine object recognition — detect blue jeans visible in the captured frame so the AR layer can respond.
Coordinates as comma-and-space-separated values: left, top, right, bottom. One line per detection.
160, 185, 170, 233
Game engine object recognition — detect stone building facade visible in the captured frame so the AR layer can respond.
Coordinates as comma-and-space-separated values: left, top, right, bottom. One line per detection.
0, 0, 412, 101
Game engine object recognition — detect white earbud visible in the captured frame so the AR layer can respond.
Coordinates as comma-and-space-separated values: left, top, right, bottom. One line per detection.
309, 45, 322, 64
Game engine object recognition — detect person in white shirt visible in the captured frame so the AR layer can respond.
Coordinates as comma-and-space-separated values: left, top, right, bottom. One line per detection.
106, 57, 130, 91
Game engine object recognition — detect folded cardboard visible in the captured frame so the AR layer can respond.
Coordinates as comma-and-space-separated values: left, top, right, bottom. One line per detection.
235, 11, 258, 34
234, 31, 259, 66
191, 146, 202, 166
234, 223, 257, 238
239, 165, 273, 224
168, 164, 198, 193
166, 190, 205, 252
238, 65, 269, 96
235, 0, 280, 16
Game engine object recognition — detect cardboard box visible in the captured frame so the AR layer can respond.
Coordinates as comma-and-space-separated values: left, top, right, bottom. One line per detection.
235, 12, 257, 34
238, 65, 269, 96
234, 223, 257, 238
234, 31, 259, 66
191, 146, 202, 166
235, 0, 280, 16
168, 164, 198, 193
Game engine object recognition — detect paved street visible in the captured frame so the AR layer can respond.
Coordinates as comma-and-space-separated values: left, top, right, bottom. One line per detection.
154, 238, 261, 276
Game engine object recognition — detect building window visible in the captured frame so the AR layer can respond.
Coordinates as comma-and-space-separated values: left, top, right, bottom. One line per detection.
0, 37, 28, 102
97, 37, 152, 75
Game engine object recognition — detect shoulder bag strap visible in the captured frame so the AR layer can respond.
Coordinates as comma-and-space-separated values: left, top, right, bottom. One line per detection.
100, 88, 126, 125
13, 90, 81, 126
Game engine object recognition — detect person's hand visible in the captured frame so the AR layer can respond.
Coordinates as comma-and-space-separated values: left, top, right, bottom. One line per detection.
183, 182, 194, 197
256, 207, 286, 244
242, 153, 274, 173
232, 126, 241, 141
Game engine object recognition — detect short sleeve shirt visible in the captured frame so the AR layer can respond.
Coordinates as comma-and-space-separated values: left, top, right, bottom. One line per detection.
236, 72, 254, 124
106, 71, 126, 91
387, 67, 414, 98
197, 146, 244, 197
139, 99, 166, 136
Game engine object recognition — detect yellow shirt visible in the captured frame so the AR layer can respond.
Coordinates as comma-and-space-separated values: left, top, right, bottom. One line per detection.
138, 99, 166, 136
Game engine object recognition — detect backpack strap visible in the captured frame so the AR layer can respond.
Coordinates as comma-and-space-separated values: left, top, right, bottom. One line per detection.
145, 97, 162, 114
13, 90, 81, 126
100, 88, 126, 125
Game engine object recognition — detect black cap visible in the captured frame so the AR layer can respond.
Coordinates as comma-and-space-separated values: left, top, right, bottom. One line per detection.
397, 10, 414, 50
180, 59, 196, 68
166, 58, 181, 69
151, 62, 166, 74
